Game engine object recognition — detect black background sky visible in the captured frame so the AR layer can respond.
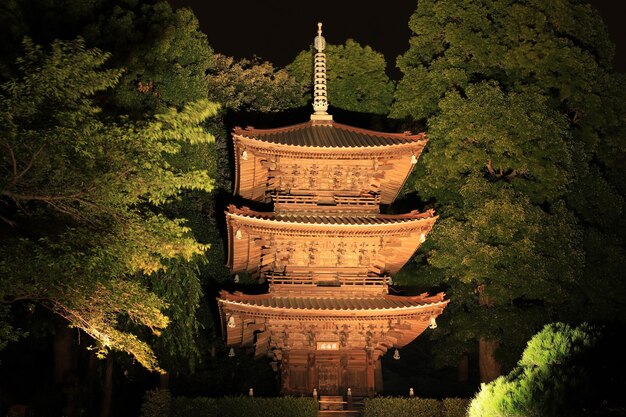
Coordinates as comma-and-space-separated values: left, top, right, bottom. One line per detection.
168, 0, 625, 79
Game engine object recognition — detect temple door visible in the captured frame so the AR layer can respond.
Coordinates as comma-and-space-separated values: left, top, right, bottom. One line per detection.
318, 366, 339, 395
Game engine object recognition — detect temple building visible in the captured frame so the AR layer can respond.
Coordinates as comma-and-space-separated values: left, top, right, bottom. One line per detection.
217, 23, 448, 397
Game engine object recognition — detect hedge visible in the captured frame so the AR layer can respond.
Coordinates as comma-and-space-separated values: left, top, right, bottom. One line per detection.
170, 396, 317, 417
364, 397, 470, 417
140, 390, 468, 417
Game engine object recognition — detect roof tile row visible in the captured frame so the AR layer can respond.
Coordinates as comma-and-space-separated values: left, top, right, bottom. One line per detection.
219, 290, 446, 311
235, 121, 426, 149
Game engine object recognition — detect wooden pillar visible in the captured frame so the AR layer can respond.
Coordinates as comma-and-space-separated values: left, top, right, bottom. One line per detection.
308, 352, 316, 393
280, 350, 290, 394
365, 348, 375, 397
340, 354, 348, 394
374, 357, 383, 393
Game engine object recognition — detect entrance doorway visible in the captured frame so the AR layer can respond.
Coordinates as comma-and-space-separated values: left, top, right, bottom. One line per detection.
317, 366, 339, 395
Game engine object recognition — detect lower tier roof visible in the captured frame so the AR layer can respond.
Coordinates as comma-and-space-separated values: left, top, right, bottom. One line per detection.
227, 205, 435, 226
218, 290, 448, 315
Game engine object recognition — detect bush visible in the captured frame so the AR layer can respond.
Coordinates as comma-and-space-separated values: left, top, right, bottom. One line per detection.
442, 398, 470, 417
364, 397, 447, 417
158, 394, 468, 417
468, 322, 602, 417
140, 389, 172, 417
170, 396, 316, 417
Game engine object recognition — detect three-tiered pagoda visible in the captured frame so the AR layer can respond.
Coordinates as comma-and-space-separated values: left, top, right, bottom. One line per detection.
217, 23, 448, 397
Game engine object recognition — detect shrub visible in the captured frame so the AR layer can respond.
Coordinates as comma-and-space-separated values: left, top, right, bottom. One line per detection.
140, 389, 172, 417
170, 396, 316, 417
364, 397, 442, 417
442, 398, 470, 417
171, 397, 218, 417
468, 322, 601, 417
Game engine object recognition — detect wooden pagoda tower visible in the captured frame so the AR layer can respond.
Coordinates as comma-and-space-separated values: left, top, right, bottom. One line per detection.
217, 23, 448, 397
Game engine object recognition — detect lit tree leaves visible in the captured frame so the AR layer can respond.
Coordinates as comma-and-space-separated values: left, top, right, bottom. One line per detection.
391, 0, 626, 371
206, 54, 305, 113
468, 323, 603, 417
288, 39, 395, 114
0, 38, 219, 371
420, 82, 571, 207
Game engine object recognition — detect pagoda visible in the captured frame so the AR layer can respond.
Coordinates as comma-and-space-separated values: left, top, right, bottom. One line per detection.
217, 23, 448, 397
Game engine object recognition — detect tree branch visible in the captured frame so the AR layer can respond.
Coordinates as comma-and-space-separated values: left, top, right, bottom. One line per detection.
3, 142, 17, 177
0, 212, 16, 227
14, 146, 44, 183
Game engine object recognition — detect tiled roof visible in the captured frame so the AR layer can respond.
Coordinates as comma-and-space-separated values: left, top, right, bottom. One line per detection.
234, 121, 426, 148
227, 205, 435, 225
219, 291, 447, 312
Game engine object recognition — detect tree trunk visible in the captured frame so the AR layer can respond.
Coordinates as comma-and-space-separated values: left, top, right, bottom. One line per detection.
53, 322, 73, 384
159, 372, 170, 390
457, 353, 469, 383
479, 338, 502, 383
54, 321, 80, 417
476, 284, 502, 383
100, 357, 113, 417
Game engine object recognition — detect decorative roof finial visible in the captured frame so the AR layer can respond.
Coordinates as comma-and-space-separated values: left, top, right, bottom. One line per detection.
315, 22, 325, 52
311, 22, 332, 121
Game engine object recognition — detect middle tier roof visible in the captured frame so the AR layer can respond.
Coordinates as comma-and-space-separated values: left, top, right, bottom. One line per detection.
225, 205, 437, 285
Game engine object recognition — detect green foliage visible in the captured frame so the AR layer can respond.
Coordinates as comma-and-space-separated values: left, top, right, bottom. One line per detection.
443, 398, 471, 417
0, 305, 26, 350
148, 257, 205, 372
0, 38, 219, 371
364, 397, 468, 417
392, 0, 626, 371
140, 389, 172, 417
171, 397, 218, 417
170, 396, 317, 417
84, 1, 214, 115
468, 323, 600, 417
206, 54, 306, 113
420, 82, 571, 206
288, 39, 394, 114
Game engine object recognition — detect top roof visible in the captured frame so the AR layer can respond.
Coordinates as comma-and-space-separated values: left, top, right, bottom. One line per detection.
233, 120, 426, 149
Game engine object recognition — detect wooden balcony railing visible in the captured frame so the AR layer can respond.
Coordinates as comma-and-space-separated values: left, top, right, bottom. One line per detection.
266, 272, 389, 287
272, 193, 380, 214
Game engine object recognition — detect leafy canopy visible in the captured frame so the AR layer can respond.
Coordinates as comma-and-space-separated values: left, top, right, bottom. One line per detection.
390, 0, 626, 369
0, 38, 219, 371
288, 39, 394, 114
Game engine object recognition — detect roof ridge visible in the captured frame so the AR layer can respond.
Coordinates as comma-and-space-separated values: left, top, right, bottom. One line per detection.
228, 206, 435, 221
233, 120, 428, 142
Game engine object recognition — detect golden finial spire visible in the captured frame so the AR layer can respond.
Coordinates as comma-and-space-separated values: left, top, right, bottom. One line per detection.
311, 22, 332, 121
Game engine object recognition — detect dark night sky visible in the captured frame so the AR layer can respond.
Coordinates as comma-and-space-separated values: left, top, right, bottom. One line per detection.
168, 0, 626, 78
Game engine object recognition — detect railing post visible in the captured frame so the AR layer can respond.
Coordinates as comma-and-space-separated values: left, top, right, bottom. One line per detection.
347, 387, 352, 408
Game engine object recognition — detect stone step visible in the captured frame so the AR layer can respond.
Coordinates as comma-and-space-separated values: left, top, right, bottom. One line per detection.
318, 411, 362, 417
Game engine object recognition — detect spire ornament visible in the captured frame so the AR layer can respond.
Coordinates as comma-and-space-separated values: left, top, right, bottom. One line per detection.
311, 22, 332, 121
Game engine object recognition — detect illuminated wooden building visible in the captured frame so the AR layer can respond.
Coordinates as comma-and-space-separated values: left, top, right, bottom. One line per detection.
217, 23, 448, 397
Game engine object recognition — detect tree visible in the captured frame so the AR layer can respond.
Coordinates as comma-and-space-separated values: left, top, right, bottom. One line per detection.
0, 38, 219, 371
0, 0, 214, 116
0, 1, 311, 378
468, 322, 624, 417
206, 54, 306, 113
392, 0, 625, 380
288, 39, 394, 115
